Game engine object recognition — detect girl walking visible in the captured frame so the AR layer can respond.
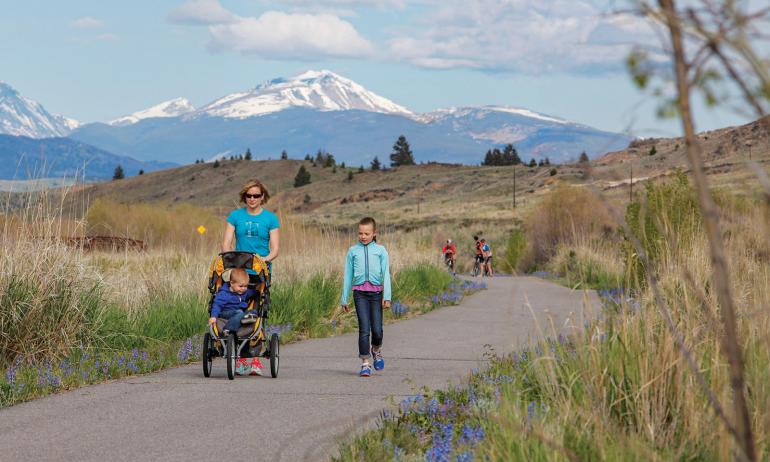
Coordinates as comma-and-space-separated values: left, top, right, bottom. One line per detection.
341, 217, 392, 377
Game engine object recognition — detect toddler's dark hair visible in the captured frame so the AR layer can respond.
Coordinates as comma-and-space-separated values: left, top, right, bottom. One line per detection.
230, 268, 249, 284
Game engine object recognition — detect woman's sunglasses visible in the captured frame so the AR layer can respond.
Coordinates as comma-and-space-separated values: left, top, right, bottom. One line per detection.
245, 193, 263, 199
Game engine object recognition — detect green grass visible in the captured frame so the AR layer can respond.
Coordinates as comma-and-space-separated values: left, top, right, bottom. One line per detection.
1, 263, 460, 408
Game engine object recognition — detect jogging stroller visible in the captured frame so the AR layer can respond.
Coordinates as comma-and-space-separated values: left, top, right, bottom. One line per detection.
202, 251, 279, 380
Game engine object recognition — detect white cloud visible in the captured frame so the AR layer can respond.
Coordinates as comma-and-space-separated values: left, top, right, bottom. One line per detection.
70, 17, 104, 29
168, 0, 238, 25
207, 11, 374, 60
96, 33, 118, 41
388, 0, 659, 74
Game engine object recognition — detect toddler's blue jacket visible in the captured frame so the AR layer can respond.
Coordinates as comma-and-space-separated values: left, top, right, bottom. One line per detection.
211, 283, 256, 318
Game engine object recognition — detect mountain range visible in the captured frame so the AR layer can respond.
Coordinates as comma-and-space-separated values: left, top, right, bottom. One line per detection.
0, 70, 633, 174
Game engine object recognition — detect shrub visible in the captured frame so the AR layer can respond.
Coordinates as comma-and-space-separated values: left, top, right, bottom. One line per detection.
524, 185, 614, 266
500, 229, 526, 273
624, 171, 700, 285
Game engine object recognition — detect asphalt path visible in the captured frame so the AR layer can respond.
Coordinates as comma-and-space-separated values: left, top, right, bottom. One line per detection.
0, 276, 599, 462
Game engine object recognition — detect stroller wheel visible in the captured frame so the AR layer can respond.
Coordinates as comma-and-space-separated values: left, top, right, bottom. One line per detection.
269, 333, 280, 378
202, 333, 213, 377
226, 334, 237, 380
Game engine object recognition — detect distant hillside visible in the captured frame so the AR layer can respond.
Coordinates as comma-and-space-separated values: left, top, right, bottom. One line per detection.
65, 157, 570, 228
0, 135, 176, 180
592, 116, 770, 195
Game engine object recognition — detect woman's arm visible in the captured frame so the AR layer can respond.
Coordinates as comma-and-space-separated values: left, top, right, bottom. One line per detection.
264, 228, 280, 262
222, 223, 236, 252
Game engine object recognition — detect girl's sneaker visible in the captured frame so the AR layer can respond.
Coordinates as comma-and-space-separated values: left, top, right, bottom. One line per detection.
373, 350, 385, 371
360, 363, 372, 377
235, 358, 249, 376
249, 358, 263, 376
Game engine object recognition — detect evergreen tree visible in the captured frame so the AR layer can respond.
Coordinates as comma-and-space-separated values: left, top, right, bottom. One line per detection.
482, 144, 520, 166
390, 135, 415, 167
195, 159, 199, 164
503, 144, 522, 165
340, 162, 346, 169
113, 165, 124, 180
528, 158, 537, 167
244, 149, 252, 160
213, 160, 220, 168
304, 154, 312, 161
347, 171, 354, 182
578, 151, 590, 164
294, 165, 311, 187
538, 159, 545, 167
315, 149, 324, 164
138, 169, 144, 175
332, 166, 337, 173
281, 150, 288, 160
371, 156, 381, 171
544, 157, 551, 166
358, 165, 365, 173
324, 153, 336, 168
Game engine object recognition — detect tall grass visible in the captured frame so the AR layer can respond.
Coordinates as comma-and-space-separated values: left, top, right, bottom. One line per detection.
337, 176, 770, 460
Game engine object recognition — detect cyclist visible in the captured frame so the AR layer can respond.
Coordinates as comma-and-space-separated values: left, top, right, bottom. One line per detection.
441, 239, 456, 272
472, 235, 484, 277
481, 239, 493, 276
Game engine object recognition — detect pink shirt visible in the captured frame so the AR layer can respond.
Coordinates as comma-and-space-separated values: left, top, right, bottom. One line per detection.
353, 281, 383, 292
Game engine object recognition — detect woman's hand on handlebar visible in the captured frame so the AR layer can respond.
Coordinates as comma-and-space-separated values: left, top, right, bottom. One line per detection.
208, 317, 216, 325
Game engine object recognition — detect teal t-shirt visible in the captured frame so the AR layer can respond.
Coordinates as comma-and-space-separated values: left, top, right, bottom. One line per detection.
226, 208, 280, 258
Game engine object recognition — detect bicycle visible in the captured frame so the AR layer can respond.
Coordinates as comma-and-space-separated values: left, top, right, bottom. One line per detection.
444, 252, 455, 273
472, 254, 484, 277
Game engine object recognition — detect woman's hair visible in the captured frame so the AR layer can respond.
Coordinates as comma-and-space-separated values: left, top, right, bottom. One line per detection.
239, 179, 271, 204
359, 216, 377, 230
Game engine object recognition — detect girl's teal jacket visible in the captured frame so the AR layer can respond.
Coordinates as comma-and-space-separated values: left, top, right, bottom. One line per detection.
341, 241, 392, 305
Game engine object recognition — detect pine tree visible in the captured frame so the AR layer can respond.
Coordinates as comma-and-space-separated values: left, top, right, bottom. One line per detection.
347, 171, 353, 182
113, 165, 124, 180
315, 149, 324, 164
332, 166, 337, 173
244, 149, 252, 160
371, 156, 381, 171
538, 159, 545, 167
528, 158, 537, 167
578, 151, 590, 164
544, 157, 551, 166
503, 144, 521, 165
281, 150, 288, 160
390, 135, 415, 167
213, 160, 220, 168
138, 169, 144, 175
294, 165, 311, 187
340, 162, 346, 169
358, 165, 365, 173
304, 154, 312, 161
324, 153, 335, 168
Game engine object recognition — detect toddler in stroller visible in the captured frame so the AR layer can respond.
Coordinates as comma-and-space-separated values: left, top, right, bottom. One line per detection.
202, 251, 280, 380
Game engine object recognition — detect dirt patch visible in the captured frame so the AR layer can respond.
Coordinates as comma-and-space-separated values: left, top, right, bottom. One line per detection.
64, 235, 146, 252
339, 188, 404, 204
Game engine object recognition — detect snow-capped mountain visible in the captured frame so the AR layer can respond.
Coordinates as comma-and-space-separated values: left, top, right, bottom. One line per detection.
62, 69, 632, 165
193, 70, 413, 119
0, 82, 80, 138
109, 97, 195, 126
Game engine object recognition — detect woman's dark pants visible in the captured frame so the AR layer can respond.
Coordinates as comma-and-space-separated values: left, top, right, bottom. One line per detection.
353, 290, 383, 359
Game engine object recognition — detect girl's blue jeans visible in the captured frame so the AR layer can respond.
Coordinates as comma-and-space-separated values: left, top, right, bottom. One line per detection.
353, 290, 383, 359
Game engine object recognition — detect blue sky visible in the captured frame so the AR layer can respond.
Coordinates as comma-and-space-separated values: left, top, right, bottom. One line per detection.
0, 0, 757, 137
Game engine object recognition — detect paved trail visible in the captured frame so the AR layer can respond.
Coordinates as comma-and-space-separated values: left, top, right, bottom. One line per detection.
0, 277, 599, 462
